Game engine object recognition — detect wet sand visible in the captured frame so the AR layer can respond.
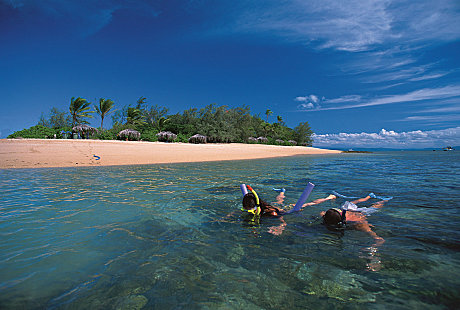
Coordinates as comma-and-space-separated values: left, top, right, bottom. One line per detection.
0, 139, 341, 169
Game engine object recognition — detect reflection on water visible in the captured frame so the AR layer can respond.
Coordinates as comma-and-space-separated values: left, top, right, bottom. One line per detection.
1, 151, 460, 309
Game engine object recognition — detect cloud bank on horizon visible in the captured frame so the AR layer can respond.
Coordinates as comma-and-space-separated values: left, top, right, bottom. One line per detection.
313, 127, 460, 149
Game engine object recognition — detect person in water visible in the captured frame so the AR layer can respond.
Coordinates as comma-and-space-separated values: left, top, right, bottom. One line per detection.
241, 185, 337, 235
242, 185, 386, 240
320, 194, 386, 244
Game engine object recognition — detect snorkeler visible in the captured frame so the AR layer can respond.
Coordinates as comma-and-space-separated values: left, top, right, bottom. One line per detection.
320, 194, 386, 244
241, 185, 336, 235
241, 185, 287, 235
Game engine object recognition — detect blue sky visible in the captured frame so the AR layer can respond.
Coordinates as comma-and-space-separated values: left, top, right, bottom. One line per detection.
1, 0, 459, 148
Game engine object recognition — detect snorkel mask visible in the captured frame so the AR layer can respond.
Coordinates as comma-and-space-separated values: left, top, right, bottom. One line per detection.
323, 208, 347, 230
241, 185, 261, 220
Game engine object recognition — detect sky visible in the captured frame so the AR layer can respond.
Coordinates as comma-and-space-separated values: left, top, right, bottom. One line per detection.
1, 0, 459, 149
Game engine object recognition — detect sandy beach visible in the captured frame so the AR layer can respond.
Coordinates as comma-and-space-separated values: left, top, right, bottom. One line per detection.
0, 139, 341, 169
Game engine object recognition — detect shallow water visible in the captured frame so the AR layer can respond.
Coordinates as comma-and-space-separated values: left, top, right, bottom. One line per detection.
1, 151, 459, 309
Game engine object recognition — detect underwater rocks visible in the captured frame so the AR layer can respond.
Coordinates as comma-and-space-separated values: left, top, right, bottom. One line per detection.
297, 262, 376, 303
114, 294, 148, 310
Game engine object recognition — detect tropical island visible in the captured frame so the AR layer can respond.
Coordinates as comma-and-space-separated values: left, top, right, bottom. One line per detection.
9, 96, 315, 146
2, 97, 341, 169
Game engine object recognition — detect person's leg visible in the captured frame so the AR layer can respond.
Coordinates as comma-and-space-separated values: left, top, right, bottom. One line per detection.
351, 196, 371, 205
369, 200, 385, 209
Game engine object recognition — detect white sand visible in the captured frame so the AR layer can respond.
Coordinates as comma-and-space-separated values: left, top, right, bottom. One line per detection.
0, 139, 341, 169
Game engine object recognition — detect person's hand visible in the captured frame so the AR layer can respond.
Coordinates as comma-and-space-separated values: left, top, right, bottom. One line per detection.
375, 237, 385, 245
268, 223, 286, 235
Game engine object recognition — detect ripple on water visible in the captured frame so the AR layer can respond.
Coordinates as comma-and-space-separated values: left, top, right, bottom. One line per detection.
0, 152, 460, 309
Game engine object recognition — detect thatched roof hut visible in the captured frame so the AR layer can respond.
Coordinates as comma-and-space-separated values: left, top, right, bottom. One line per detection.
118, 129, 141, 140
288, 140, 297, 146
156, 131, 177, 142
72, 124, 98, 135
189, 134, 207, 144
248, 137, 257, 143
257, 136, 268, 143
275, 139, 284, 145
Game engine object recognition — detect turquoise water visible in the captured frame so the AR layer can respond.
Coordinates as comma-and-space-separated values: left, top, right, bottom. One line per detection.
1, 151, 459, 309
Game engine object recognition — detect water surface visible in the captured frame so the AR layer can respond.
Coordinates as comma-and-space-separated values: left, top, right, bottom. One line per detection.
1, 151, 459, 309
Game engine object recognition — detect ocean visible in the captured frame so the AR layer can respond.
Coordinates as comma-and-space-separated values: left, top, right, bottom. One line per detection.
1, 151, 459, 309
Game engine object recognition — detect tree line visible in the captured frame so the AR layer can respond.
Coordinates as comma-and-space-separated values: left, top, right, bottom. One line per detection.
9, 96, 314, 146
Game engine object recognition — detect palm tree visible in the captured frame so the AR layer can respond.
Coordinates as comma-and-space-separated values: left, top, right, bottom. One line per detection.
265, 109, 273, 123
69, 97, 93, 127
136, 97, 147, 110
156, 116, 169, 132
94, 98, 115, 130
126, 107, 145, 127
277, 115, 283, 124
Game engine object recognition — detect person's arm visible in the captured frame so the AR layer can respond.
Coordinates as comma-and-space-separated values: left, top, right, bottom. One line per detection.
302, 194, 337, 209
275, 191, 285, 204
354, 220, 385, 244
268, 216, 287, 235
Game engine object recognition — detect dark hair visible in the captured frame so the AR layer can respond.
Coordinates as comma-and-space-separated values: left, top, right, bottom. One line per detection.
323, 209, 343, 226
242, 193, 257, 210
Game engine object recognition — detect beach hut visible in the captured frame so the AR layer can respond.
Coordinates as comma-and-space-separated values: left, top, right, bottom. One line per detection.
275, 139, 284, 145
72, 124, 98, 139
156, 131, 177, 142
288, 140, 297, 146
189, 134, 207, 144
118, 129, 141, 141
248, 137, 258, 144
257, 136, 268, 144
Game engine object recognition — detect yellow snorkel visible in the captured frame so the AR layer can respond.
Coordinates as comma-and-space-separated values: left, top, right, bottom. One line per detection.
241, 185, 261, 220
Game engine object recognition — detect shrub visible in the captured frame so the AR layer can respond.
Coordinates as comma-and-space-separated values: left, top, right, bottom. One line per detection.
141, 130, 159, 142
94, 129, 116, 140
176, 133, 189, 143
8, 125, 57, 139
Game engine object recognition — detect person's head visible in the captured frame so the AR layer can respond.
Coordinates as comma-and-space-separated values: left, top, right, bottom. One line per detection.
242, 193, 257, 211
323, 208, 344, 228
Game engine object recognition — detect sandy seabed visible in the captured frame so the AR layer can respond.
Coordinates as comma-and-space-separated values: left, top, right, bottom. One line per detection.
0, 139, 341, 169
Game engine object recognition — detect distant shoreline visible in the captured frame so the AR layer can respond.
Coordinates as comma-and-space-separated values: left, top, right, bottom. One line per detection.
0, 139, 341, 169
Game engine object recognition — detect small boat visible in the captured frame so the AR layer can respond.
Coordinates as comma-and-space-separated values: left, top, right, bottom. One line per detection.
443, 146, 454, 151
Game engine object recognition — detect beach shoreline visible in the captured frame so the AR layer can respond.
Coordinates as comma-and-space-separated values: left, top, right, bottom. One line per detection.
0, 139, 341, 169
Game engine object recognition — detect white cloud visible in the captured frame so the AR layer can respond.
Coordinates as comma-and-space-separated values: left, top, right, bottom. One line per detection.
324, 95, 362, 104
295, 96, 308, 102
298, 103, 315, 110
313, 127, 460, 148
409, 73, 448, 82
298, 85, 460, 111
230, 0, 460, 52
309, 95, 319, 103
295, 94, 321, 110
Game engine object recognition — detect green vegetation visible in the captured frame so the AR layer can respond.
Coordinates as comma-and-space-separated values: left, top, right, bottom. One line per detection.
69, 97, 93, 127
8, 125, 62, 139
94, 98, 115, 130
8, 96, 314, 146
